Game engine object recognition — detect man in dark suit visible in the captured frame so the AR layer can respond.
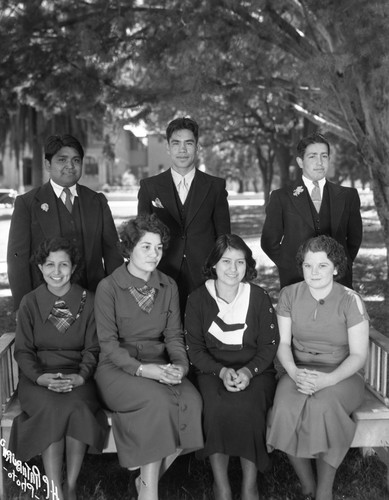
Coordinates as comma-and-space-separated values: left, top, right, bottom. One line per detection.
7, 134, 123, 310
261, 132, 362, 289
138, 117, 231, 313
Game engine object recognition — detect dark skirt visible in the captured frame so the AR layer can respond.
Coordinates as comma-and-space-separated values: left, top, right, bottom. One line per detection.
10, 375, 108, 462
197, 371, 276, 471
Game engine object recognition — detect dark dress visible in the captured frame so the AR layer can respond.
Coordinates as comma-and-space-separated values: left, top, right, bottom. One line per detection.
10, 284, 108, 462
185, 281, 279, 471
94, 264, 203, 469
266, 281, 369, 468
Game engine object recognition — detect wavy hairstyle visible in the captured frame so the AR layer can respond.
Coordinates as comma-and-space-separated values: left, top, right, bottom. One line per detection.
32, 237, 83, 283
296, 235, 347, 279
118, 214, 170, 260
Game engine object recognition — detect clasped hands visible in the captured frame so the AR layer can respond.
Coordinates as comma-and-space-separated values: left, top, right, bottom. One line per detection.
142, 363, 185, 385
36, 373, 85, 392
220, 367, 250, 392
294, 368, 331, 395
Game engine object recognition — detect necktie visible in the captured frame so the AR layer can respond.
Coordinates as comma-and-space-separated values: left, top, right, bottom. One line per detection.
178, 178, 188, 204
63, 187, 73, 213
311, 181, 321, 213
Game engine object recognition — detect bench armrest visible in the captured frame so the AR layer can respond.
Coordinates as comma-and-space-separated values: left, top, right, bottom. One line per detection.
0, 333, 18, 415
365, 327, 389, 406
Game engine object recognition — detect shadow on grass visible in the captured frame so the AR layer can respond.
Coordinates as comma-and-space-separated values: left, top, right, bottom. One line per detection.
5, 449, 389, 500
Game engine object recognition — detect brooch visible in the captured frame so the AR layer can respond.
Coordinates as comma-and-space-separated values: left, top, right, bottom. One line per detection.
41, 203, 49, 212
152, 198, 164, 209
293, 186, 304, 197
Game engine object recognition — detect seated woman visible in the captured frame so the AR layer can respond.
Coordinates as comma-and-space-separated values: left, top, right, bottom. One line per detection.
185, 234, 279, 500
266, 235, 369, 500
94, 214, 203, 500
10, 237, 108, 500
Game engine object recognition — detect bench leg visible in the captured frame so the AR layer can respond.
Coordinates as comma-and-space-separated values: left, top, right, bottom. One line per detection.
1, 427, 13, 500
0, 448, 6, 500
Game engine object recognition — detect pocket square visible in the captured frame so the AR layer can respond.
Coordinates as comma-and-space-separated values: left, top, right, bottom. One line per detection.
152, 198, 164, 209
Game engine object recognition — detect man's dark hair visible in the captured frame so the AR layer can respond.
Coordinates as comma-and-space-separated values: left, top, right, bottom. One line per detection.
296, 132, 330, 159
166, 117, 199, 143
45, 135, 84, 162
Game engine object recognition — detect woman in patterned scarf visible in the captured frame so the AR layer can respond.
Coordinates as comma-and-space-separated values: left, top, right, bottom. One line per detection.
10, 237, 108, 500
94, 214, 203, 500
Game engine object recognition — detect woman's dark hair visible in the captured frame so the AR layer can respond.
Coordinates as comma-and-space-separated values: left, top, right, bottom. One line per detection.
296, 235, 347, 279
32, 237, 83, 282
203, 234, 257, 282
118, 214, 170, 259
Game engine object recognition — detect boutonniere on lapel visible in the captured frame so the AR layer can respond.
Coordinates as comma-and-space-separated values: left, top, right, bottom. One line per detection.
293, 186, 304, 197
41, 203, 49, 212
152, 198, 164, 209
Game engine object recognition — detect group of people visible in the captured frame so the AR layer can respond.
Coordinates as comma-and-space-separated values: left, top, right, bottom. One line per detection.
6, 117, 368, 500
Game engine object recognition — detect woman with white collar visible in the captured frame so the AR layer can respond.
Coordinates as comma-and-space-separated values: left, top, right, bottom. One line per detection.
185, 234, 279, 500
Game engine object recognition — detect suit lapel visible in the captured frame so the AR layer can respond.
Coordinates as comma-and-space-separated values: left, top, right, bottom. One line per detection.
288, 181, 315, 229
77, 185, 98, 263
327, 181, 344, 234
34, 183, 61, 238
185, 170, 211, 228
155, 170, 181, 224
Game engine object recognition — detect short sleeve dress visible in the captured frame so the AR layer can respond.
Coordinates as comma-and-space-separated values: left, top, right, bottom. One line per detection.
10, 284, 108, 461
94, 264, 203, 469
266, 281, 369, 468
185, 281, 279, 471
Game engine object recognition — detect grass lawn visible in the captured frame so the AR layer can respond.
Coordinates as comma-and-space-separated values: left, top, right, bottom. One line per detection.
1, 191, 389, 499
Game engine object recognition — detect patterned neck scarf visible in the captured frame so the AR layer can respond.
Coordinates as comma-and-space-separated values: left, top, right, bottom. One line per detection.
128, 285, 157, 314
48, 290, 86, 333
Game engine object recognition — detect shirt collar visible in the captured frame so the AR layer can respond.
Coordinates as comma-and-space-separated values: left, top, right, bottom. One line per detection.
36, 283, 84, 321
170, 167, 196, 189
50, 179, 78, 198
302, 175, 326, 192
112, 263, 169, 290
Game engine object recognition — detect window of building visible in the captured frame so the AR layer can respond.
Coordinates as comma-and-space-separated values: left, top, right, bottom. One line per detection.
84, 156, 98, 175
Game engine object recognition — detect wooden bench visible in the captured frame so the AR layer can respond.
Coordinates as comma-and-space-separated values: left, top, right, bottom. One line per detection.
1, 328, 389, 498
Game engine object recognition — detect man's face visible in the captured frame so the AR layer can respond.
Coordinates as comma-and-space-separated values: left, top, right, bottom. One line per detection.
45, 146, 83, 187
296, 143, 329, 182
166, 129, 198, 173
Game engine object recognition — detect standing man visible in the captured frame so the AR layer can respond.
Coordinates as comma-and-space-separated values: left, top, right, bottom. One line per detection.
137, 117, 231, 313
261, 132, 362, 289
7, 134, 123, 310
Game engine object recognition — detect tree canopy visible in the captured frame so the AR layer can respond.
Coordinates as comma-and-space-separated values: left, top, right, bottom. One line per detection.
1, 0, 389, 279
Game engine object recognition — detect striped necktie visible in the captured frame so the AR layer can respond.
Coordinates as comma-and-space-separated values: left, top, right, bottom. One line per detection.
311, 181, 321, 213
63, 187, 73, 213
178, 178, 188, 204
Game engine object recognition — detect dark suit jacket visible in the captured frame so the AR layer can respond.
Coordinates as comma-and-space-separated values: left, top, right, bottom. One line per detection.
7, 182, 123, 310
137, 169, 231, 291
260, 179, 362, 289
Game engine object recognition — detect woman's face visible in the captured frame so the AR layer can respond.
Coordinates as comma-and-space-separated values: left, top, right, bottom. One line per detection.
128, 232, 163, 280
214, 247, 246, 287
38, 250, 75, 295
302, 250, 336, 291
